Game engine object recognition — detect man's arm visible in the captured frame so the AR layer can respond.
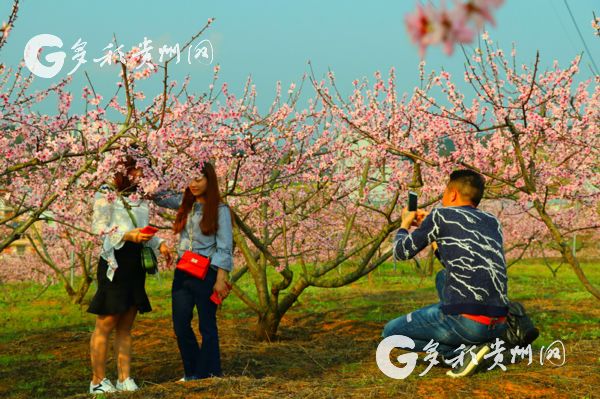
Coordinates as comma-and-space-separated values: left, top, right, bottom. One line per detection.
393, 210, 438, 260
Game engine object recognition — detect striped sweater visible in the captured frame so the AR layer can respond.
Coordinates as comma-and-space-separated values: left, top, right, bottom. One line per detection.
394, 206, 509, 317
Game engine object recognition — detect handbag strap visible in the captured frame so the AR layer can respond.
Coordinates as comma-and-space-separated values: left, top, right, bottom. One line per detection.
118, 192, 139, 228
102, 181, 139, 228
187, 205, 193, 251
113, 186, 159, 279
114, 188, 153, 250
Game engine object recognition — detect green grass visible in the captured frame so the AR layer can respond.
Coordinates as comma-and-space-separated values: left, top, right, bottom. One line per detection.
1, 260, 599, 344
0, 353, 55, 367
0, 259, 599, 399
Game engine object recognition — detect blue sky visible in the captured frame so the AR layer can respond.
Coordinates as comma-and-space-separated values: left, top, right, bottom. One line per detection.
1, 0, 598, 115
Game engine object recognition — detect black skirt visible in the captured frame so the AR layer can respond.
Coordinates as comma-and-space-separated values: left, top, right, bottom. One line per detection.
87, 241, 152, 315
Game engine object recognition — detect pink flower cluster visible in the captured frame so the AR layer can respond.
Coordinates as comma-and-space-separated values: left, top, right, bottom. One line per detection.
405, 0, 504, 57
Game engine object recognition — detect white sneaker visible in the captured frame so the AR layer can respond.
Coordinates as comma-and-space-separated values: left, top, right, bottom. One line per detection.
446, 343, 491, 378
89, 378, 116, 394
116, 377, 139, 391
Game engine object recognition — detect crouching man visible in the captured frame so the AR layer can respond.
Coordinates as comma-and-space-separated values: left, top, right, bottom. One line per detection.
382, 170, 509, 377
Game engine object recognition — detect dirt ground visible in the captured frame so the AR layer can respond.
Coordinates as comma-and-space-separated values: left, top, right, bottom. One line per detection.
1, 295, 598, 399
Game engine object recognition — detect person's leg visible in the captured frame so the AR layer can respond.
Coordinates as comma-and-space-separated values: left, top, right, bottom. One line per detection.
193, 268, 221, 378
90, 314, 120, 384
172, 270, 201, 378
443, 314, 508, 353
443, 315, 508, 377
114, 305, 138, 383
407, 336, 460, 358
383, 304, 448, 352
382, 303, 476, 358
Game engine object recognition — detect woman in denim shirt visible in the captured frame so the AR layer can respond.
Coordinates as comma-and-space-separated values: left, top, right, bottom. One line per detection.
153, 161, 233, 380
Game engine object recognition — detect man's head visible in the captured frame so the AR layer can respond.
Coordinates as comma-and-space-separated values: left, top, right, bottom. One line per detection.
442, 170, 485, 207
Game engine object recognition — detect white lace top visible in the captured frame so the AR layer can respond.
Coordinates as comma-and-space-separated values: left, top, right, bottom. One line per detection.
91, 185, 163, 281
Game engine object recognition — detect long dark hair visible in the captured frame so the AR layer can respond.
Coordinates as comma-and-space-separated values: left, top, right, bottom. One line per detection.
173, 162, 222, 236
113, 156, 138, 194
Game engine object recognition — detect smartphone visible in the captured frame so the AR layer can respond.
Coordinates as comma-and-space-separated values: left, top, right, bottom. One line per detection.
210, 282, 232, 305
140, 225, 159, 235
408, 191, 418, 212
210, 291, 222, 305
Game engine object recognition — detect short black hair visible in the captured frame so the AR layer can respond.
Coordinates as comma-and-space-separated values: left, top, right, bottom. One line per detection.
448, 170, 485, 206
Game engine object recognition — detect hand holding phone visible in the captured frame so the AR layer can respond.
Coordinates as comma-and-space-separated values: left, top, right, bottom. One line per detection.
210, 281, 232, 305
408, 191, 418, 212
139, 226, 159, 235
401, 192, 419, 230
210, 291, 222, 305
415, 209, 429, 226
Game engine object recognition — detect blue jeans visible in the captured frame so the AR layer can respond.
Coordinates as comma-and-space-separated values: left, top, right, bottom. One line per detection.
172, 266, 222, 379
381, 270, 507, 357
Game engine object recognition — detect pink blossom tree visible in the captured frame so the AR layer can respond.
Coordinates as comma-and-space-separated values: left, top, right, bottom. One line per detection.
315, 35, 600, 300
219, 77, 409, 340
0, 12, 217, 301
141, 71, 415, 340
2, 2, 598, 342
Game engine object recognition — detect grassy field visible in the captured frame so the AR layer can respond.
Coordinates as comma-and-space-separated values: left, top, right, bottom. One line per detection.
0, 260, 599, 398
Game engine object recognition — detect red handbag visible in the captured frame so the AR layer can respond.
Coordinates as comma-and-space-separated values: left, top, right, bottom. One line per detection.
176, 250, 210, 279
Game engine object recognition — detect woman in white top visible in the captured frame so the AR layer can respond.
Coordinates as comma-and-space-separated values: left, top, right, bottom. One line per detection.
87, 156, 172, 394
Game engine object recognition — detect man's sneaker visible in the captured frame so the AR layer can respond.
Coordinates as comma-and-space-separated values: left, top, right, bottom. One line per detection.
116, 377, 139, 391
446, 343, 491, 378
89, 378, 116, 394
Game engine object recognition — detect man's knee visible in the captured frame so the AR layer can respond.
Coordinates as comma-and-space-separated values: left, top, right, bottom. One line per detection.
382, 315, 406, 338
382, 319, 394, 338
381, 322, 392, 338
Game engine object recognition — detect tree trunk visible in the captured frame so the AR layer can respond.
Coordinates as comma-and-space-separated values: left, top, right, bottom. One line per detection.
255, 309, 281, 342
533, 199, 600, 301
71, 275, 93, 304
506, 122, 600, 301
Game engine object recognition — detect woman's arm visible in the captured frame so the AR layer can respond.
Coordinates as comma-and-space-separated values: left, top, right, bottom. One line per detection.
92, 188, 128, 250
146, 233, 164, 252
210, 204, 234, 272
211, 204, 235, 299
92, 187, 154, 248
146, 234, 173, 266
152, 190, 183, 210
91, 188, 113, 236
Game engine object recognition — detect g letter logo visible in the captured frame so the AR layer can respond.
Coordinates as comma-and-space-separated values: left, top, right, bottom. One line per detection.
24, 34, 66, 79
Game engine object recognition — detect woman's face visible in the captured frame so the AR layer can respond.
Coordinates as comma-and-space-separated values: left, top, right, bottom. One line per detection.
188, 174, 207, 197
